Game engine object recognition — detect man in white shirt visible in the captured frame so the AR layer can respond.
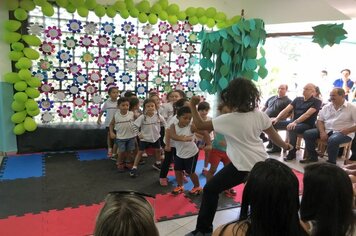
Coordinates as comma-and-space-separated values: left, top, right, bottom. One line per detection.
302, 88, 356, 164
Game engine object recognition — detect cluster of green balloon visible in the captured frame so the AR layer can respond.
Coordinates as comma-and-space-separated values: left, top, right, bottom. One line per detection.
3, 17, 42, 135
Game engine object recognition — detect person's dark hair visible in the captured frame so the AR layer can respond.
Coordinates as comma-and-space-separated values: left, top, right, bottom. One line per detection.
124, 90, 137, 98
300, 163, 355, 236
177, 106, 191, 118
197, 101, 210, 111
108, 87, 118, 94
315, 86, 321, 97
129, 97, 140, 111
173, 98, 188, 115
117, 97, 130, 106
94, 193, 159, 236
321, 70, 328, 76
334, 87, 346, 96
167, 89, 186, 100
341, 69, 351, 75
219, 159, 303, 236
217, 102, 227, 112
220, 78, 260, 112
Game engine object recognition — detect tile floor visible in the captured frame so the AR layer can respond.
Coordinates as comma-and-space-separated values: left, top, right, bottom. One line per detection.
156, 144, 346, 236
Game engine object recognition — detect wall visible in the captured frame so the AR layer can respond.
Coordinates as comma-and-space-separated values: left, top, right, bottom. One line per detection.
0, 8, 17, 154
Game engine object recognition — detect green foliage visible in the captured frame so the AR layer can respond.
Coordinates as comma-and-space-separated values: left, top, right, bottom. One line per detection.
312, 23, 347, 48
198, 18, 268, 93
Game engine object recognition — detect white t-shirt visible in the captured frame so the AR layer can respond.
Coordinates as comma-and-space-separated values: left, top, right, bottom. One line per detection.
134, 113, 166, 143
101, 99, 117, 127
161, 102, 174, 121
318, 101, 356, 139
174, 123, 199, 159
114, 111, 136, 139
164, 115, 178, 147
212, 110, 272, 171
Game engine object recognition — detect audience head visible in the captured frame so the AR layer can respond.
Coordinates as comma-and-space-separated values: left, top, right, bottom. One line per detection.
108, 87, 119, 99
277, 84, 288, 97
142, 98, 157, 115
176, 106, 192, 126
300, 163, 355, 236
302, 83, 316, 99
321, 70, 328, 78
166, 90, 185, 103
94, 191, 159, 236
117, 97, 130, 111
173, 98, 189, 115
236, 158, 302, 236
220, 78, 260, 113
329, 88, 346, 105
314, 86, 322, 99
129, 97, 140, 111
341, 69, 351, 78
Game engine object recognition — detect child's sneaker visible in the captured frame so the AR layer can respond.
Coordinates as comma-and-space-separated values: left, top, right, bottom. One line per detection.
172, 185, 184, 195
159, 178, 168, 186
130, 168, 138, 177
224, 188, 237, 196
189, 186, 203, 195
110, 154, 117, 161
117, 163, 125, 173
142, 152, 148, 158
152, 162, 161, 171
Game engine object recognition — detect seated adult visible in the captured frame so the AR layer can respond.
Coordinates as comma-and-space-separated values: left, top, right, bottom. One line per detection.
261, 84, 292, 149
271, 83, 322, 161
333, 69, 354, 101
213, 158, 307, 236
302, 88, 356, 164
300, 163, 355, 235
94, 190, 159, 236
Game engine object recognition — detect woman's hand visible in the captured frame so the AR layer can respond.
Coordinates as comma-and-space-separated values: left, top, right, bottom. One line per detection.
190, 96, 201, 106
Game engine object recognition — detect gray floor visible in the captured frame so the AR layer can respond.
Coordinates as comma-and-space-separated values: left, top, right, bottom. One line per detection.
156, 140, 346, 236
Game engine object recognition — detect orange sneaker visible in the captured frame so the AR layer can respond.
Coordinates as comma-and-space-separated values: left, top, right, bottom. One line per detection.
189, 186, 203, 195
172, 186, 184, 195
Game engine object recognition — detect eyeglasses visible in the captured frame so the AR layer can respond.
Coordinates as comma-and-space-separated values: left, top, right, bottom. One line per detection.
109, 190, 155, 199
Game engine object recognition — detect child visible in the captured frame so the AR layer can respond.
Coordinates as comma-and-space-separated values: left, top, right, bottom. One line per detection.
161, 90, 185, 122
109, 97, 137, 172
97, 87, 119, 158
159, 98, 188, 186
170, 106, 208, 196
195, 101, 213, 175
206, 103, 236, 196
129, 98, 166, 177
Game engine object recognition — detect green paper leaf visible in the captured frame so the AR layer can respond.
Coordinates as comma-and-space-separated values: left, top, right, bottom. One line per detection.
258, 66, 268, 79
245, 48, 257, 59
199, 79, 210, 91
257, 57, 266, 66
221, 51, 231, 65
220, 65, 229, 76
218, 77, 229, 90
243, 35, 250, 48
245, 59, 257, 70
222, 39, 233, 53
199, 69, 213, 81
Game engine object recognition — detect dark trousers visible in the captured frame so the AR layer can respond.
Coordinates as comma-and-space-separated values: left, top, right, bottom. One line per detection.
195, 163, 249, 233
349, 134, 356, 161
273, 120, 313, 153
159, 147, 176, 178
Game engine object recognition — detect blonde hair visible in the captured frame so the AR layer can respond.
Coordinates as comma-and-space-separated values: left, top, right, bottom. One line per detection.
94, 193, 159, 236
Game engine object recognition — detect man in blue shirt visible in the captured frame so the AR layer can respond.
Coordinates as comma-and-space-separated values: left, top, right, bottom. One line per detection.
333, 69, 354, 100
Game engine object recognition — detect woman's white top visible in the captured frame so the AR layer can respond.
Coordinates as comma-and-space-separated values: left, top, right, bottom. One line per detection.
174, 123, 199, 159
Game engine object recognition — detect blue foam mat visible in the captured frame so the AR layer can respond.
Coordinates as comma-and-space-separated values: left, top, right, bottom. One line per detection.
1, 154, 44, 180
77, 149, 108, 161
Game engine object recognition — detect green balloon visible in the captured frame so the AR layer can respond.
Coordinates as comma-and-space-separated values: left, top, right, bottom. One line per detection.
42, 3, 55, 16
125, 0, 134, 10
216, 21, 226, 29
138, 12, 148, 23
114, 1, 125, 11
167, 4, 179, 15
4, 72, 21, 84
69, 0, 84, 7
5, 0, 19, 10
9, 51, 24, 61
14, 81, 28, 91
33, 0, 46, 6
25, 99, 38, 111
17, 57, 33, 69
150, 3, 161, 14
13, 92, 29, 103
120, 9, 130, 19
23, 48, 40, 60
24, 117, 37, 132
25, 87, 41, 98
129, 8, 139, 17
148, 13, 158, 24
22, 35, 42, 46
14, 8, 28, 21
3, 32, 22, 44
106, 6, 117, 18
168, 15, 178, 25
11, 42, 25, 52
12, 101, 26, 112
185, 7, 196, 17
27, 77, 41, 88
189, 16, 199, 25
56, 0, 68, 8
13, 123, 26, 135
27, 108, 40, 117
18, 69, 32, 80
206, 18, 216, 28
177, 11, 186, 21
205, 7, 217, 18
20, 0, 36, 11
199, 16, 208, 25
158, 0, 168, 9
77, 6, 89, 17
94, 5, 105, 17
66, 3, 77, 13
85, 0, 97, 10
215, 12, 227, 22
11, 111, 27, 124
196, 7, 205, 17
158, 11, 168, 21
137, 0, 150, 13
4, 20, 22, 32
